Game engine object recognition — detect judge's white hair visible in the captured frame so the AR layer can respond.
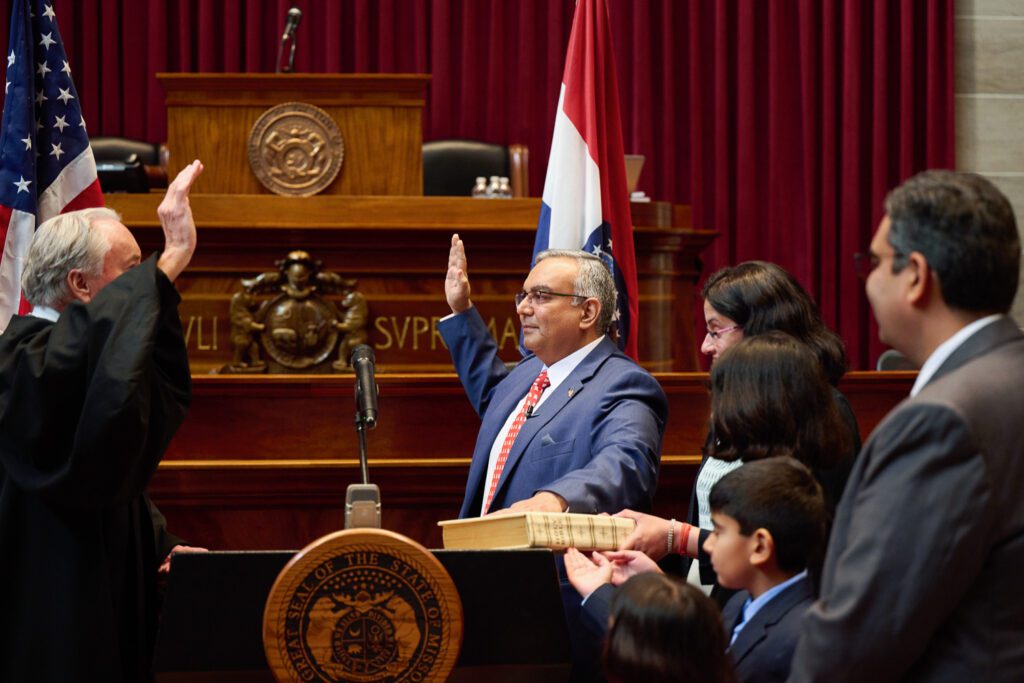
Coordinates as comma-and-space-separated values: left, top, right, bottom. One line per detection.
535, 249, 618, 334
21, 207, 122, 309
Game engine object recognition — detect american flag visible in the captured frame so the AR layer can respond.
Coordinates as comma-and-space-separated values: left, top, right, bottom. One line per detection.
533, 0, 639, 359
0, 0, 103, 331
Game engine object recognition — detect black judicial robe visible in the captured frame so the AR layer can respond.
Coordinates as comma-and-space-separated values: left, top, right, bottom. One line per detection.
0, 256, 191, 682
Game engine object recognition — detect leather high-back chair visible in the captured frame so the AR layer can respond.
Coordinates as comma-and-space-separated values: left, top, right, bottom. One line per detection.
91, 136, 169, 192
422, 139, 529, 197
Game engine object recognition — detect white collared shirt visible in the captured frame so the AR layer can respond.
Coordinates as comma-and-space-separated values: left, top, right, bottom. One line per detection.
480, 335, 605, 515
29, 306, 60, 322
910, 314, 1002, 397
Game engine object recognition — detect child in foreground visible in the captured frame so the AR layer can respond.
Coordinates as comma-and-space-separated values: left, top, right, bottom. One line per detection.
568, 456, 826, 683
604, 573, 735, 683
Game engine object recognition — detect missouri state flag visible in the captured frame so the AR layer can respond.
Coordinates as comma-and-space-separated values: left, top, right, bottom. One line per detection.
533, 0, 638, 359
0, 0, 103, 331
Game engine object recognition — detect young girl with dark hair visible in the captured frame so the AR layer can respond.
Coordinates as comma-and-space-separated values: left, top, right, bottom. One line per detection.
604, 573, 736, 683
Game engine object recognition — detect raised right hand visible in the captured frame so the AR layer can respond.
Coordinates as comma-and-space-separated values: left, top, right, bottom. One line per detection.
156, 159, 204, 282
445, 233, 472, 314
615, 509, 674, 561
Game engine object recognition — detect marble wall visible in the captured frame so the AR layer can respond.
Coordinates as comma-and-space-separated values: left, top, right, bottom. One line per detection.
955, 0, 1024, 321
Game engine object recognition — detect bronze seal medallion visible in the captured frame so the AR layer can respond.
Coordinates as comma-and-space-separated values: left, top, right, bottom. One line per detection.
264, 529, 462, 683
248, 102, 344, 196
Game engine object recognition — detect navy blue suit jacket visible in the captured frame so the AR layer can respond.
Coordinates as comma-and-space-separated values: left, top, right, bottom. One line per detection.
439, 307, 667, 518
723, 576, 813, 683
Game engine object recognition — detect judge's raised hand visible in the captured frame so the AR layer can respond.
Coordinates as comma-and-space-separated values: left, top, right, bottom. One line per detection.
615, 509, 674, 561
565, 547, 614, 598
445, 233, 472, 314
156, 159, 204, 282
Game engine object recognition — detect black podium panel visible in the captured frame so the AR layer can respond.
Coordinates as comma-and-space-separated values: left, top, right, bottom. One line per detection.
154, 549, 571, 681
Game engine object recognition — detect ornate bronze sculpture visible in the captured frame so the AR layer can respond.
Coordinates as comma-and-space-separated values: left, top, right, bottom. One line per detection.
222, 251, 367, 374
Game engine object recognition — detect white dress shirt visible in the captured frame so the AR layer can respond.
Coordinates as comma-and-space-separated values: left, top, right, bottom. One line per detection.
29, 306, 60, 322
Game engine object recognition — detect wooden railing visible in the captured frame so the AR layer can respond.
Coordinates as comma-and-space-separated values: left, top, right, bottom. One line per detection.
150, 371, 915, 550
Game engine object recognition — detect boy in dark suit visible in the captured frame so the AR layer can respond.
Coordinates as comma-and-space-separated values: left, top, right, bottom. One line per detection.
706, 457, 826, 683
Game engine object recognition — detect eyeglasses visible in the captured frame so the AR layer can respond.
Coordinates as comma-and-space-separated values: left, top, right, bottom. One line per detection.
514, 289, 588, 307
854, 249, 905, 280
705, 324, 742, 341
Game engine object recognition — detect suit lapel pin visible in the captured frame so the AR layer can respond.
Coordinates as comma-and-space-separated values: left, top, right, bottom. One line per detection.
567, 387, 575, 398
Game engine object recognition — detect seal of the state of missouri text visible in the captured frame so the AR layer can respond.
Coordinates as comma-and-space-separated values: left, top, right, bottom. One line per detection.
264, 529, 462, 682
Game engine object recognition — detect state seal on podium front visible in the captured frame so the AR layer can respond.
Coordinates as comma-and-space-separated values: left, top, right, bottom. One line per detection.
263, 529, 462, 682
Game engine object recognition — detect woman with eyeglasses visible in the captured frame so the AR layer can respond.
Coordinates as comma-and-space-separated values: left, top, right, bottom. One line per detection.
605, 262, 860, 606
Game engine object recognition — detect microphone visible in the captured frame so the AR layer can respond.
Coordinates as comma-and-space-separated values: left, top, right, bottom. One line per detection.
351, 344, 378, 429
276, 7, 302, 73
282, 7, 302, 39
346, 344, 381, 529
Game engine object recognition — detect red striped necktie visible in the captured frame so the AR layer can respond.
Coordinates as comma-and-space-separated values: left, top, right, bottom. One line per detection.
483, 369, 550, 513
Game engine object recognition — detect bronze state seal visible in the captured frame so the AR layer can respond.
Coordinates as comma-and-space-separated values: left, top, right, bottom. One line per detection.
264, 529, 462, 682
248, 102, 344, 196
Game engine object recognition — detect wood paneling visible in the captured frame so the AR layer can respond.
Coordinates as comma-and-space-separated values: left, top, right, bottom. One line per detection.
157, 74, 428, 195
150, 371, 916, 551
106, 195, 715, 373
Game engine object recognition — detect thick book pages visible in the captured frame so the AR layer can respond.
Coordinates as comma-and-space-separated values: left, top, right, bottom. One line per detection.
438, 512, 636, 551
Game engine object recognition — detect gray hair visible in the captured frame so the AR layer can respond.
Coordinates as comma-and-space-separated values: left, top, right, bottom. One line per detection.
884, 170, 1019, 313
536, 249, 618, 333
21, 207, 121, 308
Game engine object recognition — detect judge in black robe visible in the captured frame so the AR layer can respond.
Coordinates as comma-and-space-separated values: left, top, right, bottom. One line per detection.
0, 160, 203, 682
0, 257, 190, 681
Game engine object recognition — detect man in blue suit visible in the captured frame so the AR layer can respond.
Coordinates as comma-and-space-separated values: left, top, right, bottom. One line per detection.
440, 233, 667, 679
439, 233, 667, 519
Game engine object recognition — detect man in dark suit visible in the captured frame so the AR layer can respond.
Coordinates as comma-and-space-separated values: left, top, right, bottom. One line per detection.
790, 170, 1024, 682
440, 233, 667, 679
439, 233, 667, 518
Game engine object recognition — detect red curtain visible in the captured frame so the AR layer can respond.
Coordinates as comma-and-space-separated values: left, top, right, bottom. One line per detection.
0, 0, 955, 369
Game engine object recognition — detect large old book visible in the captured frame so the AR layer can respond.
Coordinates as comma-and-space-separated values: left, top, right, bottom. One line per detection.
438, 512, 636, 551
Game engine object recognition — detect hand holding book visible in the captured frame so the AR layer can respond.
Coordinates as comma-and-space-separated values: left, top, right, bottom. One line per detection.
615, 509, 696, 560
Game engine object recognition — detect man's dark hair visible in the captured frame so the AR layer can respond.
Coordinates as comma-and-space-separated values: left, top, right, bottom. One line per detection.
884, 170, 1020, 313
706, 331, 851, 470
702, 261, 847, 385
604, 573, 736, 683
709, 456, 827, 575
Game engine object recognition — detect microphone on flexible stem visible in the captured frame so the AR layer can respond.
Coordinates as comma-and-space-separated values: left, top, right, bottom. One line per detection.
352, 345, 378, 429
346, 345, 381, 529
275, 7, 302, 74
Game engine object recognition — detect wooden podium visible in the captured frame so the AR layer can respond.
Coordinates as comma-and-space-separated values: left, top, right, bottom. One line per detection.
157, 73, 429, 196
